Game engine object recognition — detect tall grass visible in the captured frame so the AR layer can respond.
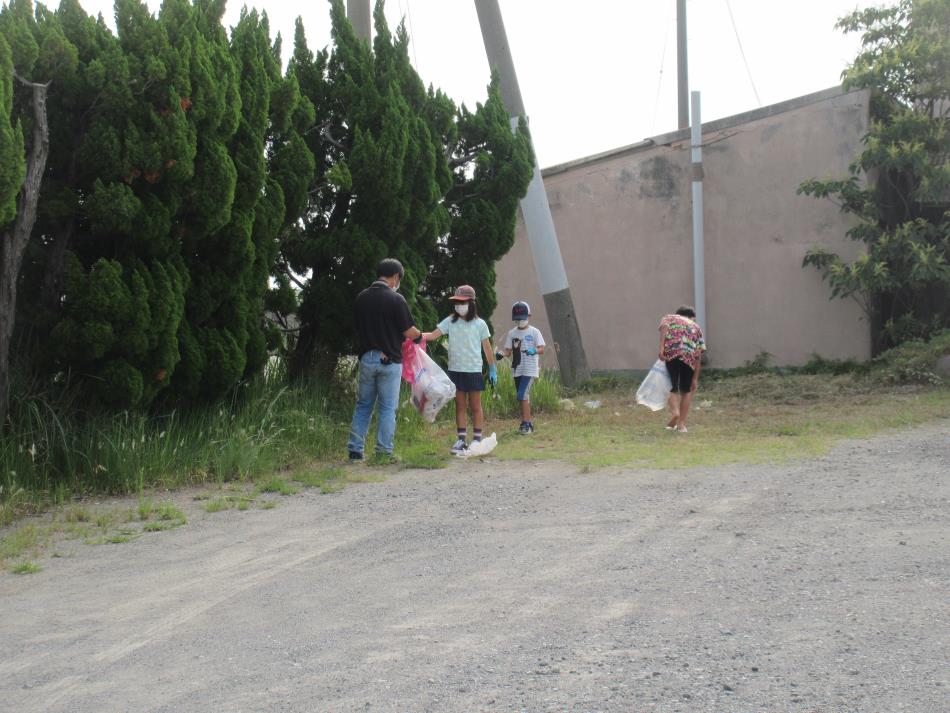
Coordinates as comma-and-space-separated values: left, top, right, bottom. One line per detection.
482, 362, 561, 419
0, 358, 567, 522
1, 364, 353, 522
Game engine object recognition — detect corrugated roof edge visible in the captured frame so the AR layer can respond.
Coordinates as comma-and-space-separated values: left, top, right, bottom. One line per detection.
542, 85, 870, 177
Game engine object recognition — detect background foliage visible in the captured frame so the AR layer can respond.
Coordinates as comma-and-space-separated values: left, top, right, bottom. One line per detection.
799, 0, 950, 351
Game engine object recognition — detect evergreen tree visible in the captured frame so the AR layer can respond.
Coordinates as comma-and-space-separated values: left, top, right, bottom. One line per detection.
0, 34, 25, 226
799, 0, 950, 350
38, 0, 195, 408
429, 77, 533, 332
276, 0, 531, 374
0, 0, 64, 422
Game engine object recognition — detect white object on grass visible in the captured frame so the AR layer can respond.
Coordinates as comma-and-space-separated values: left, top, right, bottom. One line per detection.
456, 433, 497, 458
583, 400, 601, 409
636, 359, 673, 411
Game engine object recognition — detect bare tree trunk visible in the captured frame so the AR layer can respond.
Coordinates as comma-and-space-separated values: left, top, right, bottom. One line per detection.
0, 78, 50, 426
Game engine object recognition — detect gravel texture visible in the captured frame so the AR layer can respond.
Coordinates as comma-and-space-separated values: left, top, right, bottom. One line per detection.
1, 422, 948, 712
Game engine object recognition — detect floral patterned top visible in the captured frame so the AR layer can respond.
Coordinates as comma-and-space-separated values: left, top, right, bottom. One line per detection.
660, 314, 706, 369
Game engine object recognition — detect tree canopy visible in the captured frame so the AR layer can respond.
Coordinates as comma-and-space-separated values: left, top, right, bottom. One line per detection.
799, 0, 950, 350
0, 0, 532, 415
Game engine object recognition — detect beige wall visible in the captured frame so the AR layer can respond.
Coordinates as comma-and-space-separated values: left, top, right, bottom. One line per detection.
492, 88, 872, 371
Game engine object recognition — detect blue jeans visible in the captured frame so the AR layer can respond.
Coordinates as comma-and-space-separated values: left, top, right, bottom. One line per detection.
348, 351, 402, 455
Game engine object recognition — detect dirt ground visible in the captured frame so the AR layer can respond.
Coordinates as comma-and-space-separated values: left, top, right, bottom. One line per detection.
1, 422, 948, 713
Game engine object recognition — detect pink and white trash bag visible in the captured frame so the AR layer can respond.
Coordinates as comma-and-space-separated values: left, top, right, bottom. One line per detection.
401, 340, 456, 423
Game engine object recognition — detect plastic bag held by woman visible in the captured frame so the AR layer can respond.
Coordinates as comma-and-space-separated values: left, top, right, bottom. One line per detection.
403, 341, 456, 421
636, 359, 673, 411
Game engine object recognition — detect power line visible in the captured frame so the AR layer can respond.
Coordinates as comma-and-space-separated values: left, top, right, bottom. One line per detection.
404, 0, 421, 72
724, 0, 762, 107
652, 13, 674, 134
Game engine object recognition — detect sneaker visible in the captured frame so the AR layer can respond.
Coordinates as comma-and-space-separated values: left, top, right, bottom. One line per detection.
518, 421, 528, 435
450, 438, 468, 454
348, 450, 364, 462
371, 452, 401, 465
525, 422, 534, 434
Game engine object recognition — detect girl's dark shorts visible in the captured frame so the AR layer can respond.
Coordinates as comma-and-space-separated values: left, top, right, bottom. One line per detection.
448, 370, 485, 393
665, 358, 695, 393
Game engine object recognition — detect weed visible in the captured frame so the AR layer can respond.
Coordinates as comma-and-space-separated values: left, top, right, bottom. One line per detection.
143, 519, 184, 532
1, 523, 49, 564
155, 503, 185, 522
137, 499, 155, 521
258, 501, 277, 510
105, 529, 138, 544
12, 561, 41, 575
63, 506, 91, 523
203, 498, 231, 513
258, 478, 298, 496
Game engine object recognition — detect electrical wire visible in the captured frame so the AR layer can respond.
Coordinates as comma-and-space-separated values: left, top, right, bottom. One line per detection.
724, 0, 762, 107
404, 0, 421, 71
651, 12, 674, 134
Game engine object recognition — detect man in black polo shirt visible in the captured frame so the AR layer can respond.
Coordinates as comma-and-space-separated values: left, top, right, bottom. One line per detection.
347, 259, 422, 461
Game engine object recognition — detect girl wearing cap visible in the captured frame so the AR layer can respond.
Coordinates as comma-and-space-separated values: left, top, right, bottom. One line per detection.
423, 285, 497, 454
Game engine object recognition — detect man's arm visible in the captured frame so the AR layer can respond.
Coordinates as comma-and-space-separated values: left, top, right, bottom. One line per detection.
691, 361, 701, 392
658, 325, 668, 361
403, 325, 421, 341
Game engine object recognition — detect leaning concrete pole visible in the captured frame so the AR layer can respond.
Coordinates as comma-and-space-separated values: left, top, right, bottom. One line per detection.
474, 0, 590, 386
677, 0, 689, 129
347, 0, 372, 43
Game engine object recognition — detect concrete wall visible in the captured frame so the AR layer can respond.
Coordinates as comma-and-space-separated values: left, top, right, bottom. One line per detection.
492, 87, 872, 371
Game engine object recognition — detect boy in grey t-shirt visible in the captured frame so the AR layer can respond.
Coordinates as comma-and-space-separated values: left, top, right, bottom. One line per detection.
502, 301, 546, 434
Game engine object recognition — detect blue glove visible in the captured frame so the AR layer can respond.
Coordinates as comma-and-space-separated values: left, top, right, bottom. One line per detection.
525, 347, 537, 356
488, 364, 498, 387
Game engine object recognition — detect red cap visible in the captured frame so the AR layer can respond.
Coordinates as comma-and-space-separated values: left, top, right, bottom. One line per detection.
449, 285, 477, 301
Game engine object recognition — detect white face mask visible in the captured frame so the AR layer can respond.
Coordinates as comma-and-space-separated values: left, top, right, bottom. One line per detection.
517, 319, 529, 329
454, 304, 469, 317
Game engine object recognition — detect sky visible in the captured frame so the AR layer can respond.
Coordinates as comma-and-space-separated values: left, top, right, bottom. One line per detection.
74, 0, 878, 168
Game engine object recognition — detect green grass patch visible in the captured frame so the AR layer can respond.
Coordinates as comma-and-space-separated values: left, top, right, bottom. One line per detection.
489, 375, 950, 469
12, 561, 41, 575
143, 519, 185, 532
257, 477, 298, 496
290, 465, 388, 494
203, 497, 231, 513
0, 523, 51, 566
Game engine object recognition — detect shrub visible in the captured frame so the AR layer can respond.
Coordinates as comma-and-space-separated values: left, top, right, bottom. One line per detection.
872, 329, 950, 385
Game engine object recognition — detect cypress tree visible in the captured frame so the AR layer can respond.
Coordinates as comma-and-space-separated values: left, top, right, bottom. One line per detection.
0, 34, 24, 226
38, 0, 194, 408
280, 0, 451, 374
429, 77, 533, 332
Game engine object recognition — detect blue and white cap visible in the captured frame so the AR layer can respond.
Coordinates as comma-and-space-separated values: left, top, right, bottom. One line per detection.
511, 301, 530, 321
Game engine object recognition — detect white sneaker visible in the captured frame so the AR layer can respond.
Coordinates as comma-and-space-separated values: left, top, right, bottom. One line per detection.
450, 438, 468, 454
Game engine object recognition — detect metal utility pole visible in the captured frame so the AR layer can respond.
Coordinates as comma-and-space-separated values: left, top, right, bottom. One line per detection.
690, 90, 707, 334
474, 0, 590, 387
347, 0, 372, 43
677, 0, 689, 129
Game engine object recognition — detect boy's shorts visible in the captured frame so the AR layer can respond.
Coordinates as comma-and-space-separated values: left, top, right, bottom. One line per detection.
514, 375, 534, 401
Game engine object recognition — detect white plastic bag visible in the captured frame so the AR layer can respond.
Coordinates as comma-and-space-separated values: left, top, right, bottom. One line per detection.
457, 432, 497, 458
409, 346, 456, 422
636, 359, 672, 411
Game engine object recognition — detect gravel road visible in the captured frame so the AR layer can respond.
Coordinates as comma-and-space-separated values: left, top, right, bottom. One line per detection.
1, 423, 948, 712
